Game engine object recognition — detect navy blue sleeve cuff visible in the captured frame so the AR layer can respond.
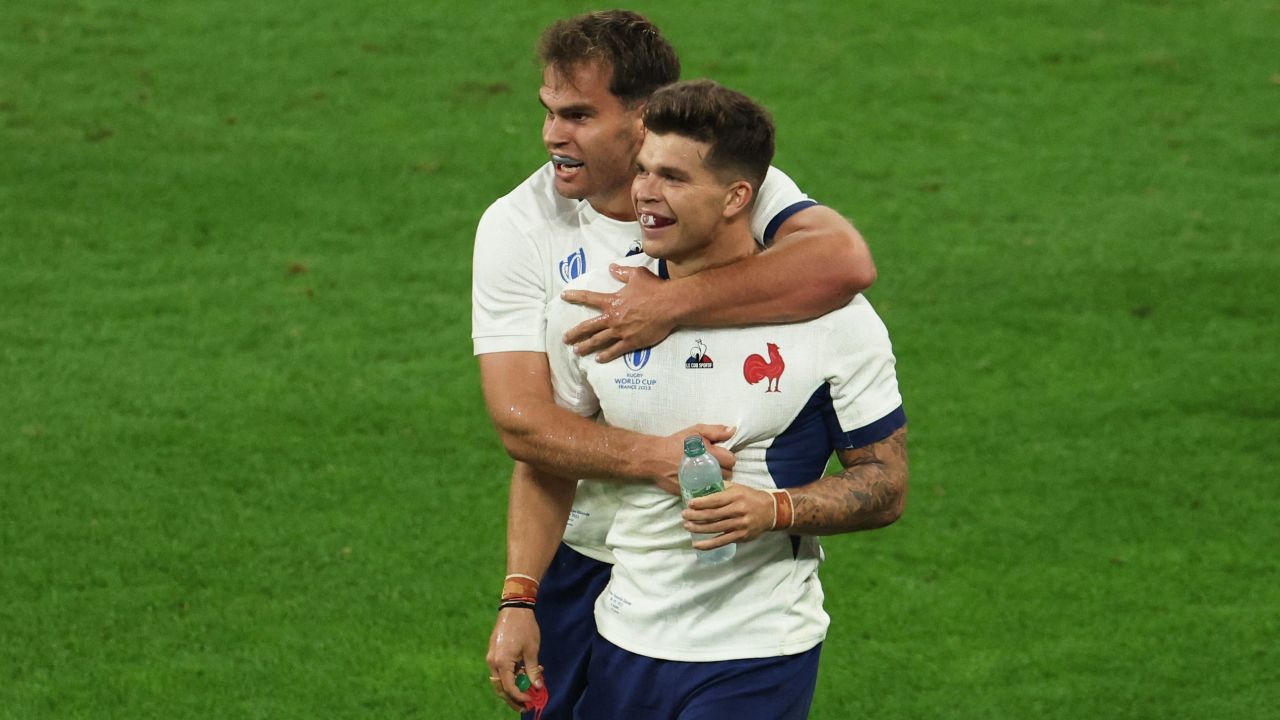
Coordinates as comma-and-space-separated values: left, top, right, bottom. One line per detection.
763, 200, 820, 243
834, 405, 907, 449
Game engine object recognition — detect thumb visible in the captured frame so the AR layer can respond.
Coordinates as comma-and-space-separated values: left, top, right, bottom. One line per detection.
709, 445, 736, 472
691, 424, 736, 444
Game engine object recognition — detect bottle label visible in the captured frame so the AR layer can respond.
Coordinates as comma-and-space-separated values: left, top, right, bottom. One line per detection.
686, 484, 723, 499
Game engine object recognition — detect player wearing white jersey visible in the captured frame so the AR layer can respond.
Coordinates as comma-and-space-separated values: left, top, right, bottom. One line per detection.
476, 12, 881, 717
475, 163, 820, 565
538, 81, 909, 719
549, 254, 904, 663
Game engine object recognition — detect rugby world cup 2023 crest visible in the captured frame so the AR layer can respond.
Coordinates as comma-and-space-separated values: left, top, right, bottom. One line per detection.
624, 348, 651, 371
559, 247, 586, 283
614, 347, 656, 392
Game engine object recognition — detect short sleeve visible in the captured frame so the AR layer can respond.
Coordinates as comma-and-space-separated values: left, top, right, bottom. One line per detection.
471, 202, 550, 355
824, 297, 906, 449
750, 166, 819, 245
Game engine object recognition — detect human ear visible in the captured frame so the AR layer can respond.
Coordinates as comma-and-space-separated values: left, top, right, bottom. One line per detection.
723, 181, 753, 218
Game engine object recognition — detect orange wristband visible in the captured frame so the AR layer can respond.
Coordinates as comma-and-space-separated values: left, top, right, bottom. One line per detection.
770, 489, 794, 531
501, 573, 540, 603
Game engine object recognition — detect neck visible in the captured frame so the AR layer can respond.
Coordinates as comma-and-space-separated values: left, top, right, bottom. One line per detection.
588, 187, 638, 222
665, 222, 758, 280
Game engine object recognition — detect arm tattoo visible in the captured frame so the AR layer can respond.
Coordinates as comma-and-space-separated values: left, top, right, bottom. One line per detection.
790, 426, 908, 535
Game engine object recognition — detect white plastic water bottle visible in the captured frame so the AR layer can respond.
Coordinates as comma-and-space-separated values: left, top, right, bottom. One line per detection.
678, 435, 736, 564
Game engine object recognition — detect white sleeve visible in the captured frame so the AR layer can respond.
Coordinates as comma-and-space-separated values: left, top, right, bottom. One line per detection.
824, 297, 906, 449
544, 296, 600, 418
750, 165, 819, 245
471, 201, 550, 355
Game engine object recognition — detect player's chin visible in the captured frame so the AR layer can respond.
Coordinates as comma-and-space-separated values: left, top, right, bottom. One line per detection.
640, 233, 678, 257
552, 170, 589, 197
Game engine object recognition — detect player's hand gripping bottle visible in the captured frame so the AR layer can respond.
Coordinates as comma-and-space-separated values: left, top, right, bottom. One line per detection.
679, 435, 736, 564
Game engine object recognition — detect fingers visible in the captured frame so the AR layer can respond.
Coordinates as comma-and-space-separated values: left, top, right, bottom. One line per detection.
563, 314, 611, 346
559, 313, 624, 361
708, 445, 736, 474
692, 530, 744, 550
682, 508, 738, 530
575, 330, 620, 359
689, 423, 736, 446
560, 288, 612, 311
526, 658, 544, 690
494, 671, 524, 707
562, 265, 672, 364
608, 263, 636, 282
593, 341, 628, 364
679, 425, 736, 475
683, 484, 772, 543
685, 486, 736, 512
485, 656, 525, 711
495, 668, 524, 711
683, 508, 749, 538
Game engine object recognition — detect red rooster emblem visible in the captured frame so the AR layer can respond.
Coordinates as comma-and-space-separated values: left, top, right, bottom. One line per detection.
743, 342, 785, 392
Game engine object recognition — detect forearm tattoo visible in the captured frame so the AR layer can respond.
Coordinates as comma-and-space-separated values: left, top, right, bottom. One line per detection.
790, 426, 908, 534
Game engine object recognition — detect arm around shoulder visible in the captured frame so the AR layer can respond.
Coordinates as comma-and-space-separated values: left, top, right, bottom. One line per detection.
764, 205, 877, 308
670, 205, 877, 328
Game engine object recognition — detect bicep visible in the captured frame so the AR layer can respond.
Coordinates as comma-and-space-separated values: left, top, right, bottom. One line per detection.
770, 206, 876, 294
835, 426, 908, 472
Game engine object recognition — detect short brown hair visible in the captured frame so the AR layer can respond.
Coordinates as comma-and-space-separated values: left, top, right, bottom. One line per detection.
537, 10, 680, 107
643, 79, 775, 193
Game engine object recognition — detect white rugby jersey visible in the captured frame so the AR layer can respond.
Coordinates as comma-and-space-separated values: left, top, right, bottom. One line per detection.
472, 162, 819, 562
546, 254, 905, 662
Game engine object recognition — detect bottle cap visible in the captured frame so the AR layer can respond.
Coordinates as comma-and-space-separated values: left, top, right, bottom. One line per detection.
683, 435, 706, 457
516, 673, 532, 692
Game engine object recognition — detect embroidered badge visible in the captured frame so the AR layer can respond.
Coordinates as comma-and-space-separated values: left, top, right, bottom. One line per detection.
743, 342, 784, 392
685, 339, 713, 369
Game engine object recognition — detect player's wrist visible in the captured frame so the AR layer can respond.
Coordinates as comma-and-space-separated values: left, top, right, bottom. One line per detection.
629, 436, 673, 485
499, 573, 539, 612
768, 489, 794, 531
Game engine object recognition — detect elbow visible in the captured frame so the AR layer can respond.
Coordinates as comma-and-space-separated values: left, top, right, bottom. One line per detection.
487, 410, 540, 463
849, 260, 877, 296
879, 493, 906, 527
838, 228, 877, 295
498, 433, 537, 464
873, 475, 908, 528
813, 230, 876, 303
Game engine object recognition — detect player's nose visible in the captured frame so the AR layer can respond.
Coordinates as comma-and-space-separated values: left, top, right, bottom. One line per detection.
543, 115, 569, 148
632, 173, 658, 202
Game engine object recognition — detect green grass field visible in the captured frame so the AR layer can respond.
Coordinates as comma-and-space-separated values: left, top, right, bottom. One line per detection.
2, 1, 1277, 718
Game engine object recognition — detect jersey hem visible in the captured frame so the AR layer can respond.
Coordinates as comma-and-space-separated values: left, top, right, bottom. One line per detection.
564, 540, 615, 564
472, 336, 547, 355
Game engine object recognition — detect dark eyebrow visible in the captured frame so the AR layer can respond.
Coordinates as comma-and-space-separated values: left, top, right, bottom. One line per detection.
655, 164, 690, 181
539, 99, 595, 116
